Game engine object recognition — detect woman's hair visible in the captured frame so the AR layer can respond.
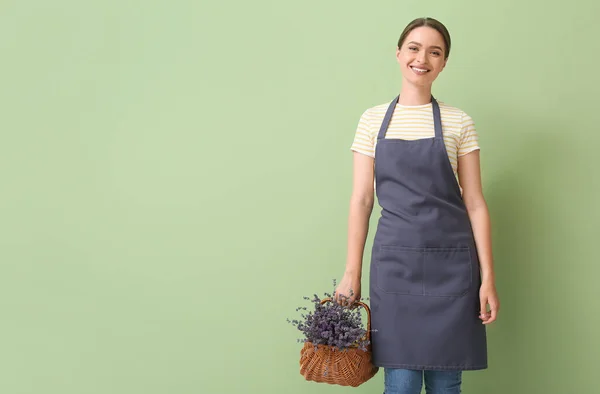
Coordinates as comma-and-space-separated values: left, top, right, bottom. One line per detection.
397, 17, 451, 60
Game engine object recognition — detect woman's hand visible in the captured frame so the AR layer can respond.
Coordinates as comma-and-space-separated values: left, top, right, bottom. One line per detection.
334, 272, 361, 307
479, 282, 499, 324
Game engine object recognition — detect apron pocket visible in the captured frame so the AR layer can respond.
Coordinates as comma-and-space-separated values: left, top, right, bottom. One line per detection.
423, 246, 472, 297
376, 245, 424, 295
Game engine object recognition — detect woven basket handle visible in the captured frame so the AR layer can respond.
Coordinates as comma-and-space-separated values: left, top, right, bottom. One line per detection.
320, 297, 373, 341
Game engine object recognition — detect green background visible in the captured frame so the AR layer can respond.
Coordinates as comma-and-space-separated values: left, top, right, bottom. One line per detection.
1, 1, 599, 393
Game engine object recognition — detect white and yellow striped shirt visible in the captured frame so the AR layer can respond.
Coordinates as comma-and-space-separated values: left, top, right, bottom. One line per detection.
350, 100, 480, 178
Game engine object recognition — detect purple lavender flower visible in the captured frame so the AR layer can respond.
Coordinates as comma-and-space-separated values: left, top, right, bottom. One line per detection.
286, 279, 371, 350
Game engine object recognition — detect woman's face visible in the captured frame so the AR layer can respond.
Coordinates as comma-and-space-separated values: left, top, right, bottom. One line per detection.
396, 26, 448, 87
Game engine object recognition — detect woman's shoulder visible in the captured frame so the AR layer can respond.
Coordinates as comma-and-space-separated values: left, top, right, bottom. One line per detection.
436, 103, 480, 144
437, 101, 467, 115
438, 101, 478, 127
360, 102, 393, 117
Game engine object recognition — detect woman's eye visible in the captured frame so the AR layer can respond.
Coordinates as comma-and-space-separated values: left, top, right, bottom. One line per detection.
432, 51, 441, 56
409, 47, 417, 51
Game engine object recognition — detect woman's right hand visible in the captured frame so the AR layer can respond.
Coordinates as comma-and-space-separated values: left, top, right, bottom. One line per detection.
334, 273, 361, 307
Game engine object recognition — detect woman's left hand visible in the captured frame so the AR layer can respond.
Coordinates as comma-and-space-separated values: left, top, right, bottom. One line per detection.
479, 282, 499, 324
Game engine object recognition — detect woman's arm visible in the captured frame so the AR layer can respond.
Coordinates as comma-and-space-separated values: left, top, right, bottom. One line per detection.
458, 149, 500, 324
457, 150, 494, 283
345, 152, 375, 278
334, 151, 374, 305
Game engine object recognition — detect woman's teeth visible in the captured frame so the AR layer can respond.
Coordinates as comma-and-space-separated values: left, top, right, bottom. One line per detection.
411, 66, 429, 74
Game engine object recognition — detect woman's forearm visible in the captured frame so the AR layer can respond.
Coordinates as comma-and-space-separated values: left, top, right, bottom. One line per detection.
345, 198, 374, 279
467, 201, 496, 285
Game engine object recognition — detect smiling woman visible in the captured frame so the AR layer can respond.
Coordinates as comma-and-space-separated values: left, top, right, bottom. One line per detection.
333, 16, 499, 394
395, 18, 451, 91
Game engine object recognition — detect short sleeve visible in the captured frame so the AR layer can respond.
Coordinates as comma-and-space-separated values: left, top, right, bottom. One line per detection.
350, 108, 376, 157
458, 111, 480, 156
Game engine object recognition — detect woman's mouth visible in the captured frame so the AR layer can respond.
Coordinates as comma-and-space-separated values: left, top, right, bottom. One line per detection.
410, 66, 430, 75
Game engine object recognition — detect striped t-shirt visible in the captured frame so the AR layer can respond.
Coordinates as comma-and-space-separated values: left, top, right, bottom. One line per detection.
350, 100, 480, 179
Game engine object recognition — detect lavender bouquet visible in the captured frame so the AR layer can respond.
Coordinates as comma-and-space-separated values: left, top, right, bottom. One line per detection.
287, 279, 372, 352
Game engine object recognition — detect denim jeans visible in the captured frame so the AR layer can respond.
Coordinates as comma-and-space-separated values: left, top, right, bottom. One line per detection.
383, 368, 462, 394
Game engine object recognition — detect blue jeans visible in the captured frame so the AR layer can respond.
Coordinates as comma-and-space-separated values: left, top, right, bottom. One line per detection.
384, 368, 462, 394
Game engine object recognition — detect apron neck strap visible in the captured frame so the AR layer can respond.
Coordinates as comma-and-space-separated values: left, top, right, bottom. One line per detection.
377, 95, 443, 140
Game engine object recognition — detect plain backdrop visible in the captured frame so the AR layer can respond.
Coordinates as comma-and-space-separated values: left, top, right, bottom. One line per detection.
1, 1, 599, 393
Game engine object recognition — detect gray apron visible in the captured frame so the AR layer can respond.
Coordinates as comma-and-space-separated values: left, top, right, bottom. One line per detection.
369, 95, 487, 370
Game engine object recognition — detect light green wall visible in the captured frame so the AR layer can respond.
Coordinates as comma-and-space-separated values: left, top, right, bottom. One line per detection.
1, 1, 599, 393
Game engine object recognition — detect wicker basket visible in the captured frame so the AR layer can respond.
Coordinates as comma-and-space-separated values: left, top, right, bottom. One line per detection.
299, 297, 378, 387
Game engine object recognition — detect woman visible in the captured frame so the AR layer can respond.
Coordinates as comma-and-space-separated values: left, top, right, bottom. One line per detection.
334, 17, 500, 394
